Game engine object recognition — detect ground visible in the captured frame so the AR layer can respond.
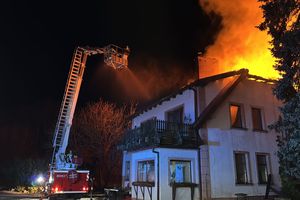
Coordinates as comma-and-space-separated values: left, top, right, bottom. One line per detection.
0, 190, 43, 199
0, 190, 106, 200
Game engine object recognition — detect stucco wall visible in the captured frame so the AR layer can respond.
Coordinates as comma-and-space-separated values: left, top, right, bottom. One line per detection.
206, 79, 280, 129
124, 148, 200, 200
208, 128, 280, 198
132, 90, 195, 128
204, 79, 281, 198
204, 76, 236, 107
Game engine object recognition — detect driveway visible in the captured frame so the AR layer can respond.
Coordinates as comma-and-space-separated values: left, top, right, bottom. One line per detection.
0, 190, 45, 199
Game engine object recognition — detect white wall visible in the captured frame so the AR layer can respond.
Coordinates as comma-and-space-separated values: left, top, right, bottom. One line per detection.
204, 79, 281, 198
132, 90, 195, 128
208, 129, 280, 198
124, 148, 200, 200
204, 76, 235, 106
159, 148, 200, 200
205, 79, 280, 129
130, 149, 158, 200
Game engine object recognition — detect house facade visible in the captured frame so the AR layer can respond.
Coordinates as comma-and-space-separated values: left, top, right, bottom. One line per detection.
120, 69, 281, 200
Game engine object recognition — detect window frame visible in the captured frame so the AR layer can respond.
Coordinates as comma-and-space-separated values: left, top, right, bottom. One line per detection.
233, 151, 252, 185
255, 153, 271, 184
168, 159, 192, 184
229, 103, 246, 129
251, 107, 267, 132
136, 159, 155, 183
124, 161, 130, 182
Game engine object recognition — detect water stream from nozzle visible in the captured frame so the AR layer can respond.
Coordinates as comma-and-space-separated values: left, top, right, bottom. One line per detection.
115, 68, 151, 101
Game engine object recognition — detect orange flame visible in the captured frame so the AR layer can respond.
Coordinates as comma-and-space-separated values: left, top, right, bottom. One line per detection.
199, 0, 279, 79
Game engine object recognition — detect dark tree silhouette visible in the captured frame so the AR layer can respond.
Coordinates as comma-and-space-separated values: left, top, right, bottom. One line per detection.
69, 99, 135, 189
259, 0, 300, 198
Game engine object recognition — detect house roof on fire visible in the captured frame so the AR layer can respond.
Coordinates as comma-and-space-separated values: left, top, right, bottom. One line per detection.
133, 68, 276, 128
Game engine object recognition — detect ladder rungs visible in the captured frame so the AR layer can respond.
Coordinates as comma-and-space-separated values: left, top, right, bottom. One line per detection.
67, 91, 74, 94
73, 63, 81, 68
51, 48, 87, 167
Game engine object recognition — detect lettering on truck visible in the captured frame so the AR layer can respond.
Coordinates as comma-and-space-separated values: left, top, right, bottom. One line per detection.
56, 174, 67, 178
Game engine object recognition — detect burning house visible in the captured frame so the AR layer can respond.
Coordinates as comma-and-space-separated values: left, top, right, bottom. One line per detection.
119, 61, 282, 199
117, 0, 288, 199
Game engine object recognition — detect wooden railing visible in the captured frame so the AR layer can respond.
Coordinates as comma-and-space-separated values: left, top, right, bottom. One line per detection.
119, 119, 199, 151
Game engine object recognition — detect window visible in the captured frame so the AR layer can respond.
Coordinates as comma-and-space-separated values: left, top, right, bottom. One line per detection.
169, 160, 191, 183
234, 152, 251, 184
137, 160, 155, 182
256, 154, 270, 184
230, 104, 244, 128
252, 108, 264, 131
125, 161, 130, 181
166, 106, 183, 123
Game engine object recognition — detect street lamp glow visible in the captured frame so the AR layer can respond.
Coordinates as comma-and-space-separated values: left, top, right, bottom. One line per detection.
36, 175, 45, 184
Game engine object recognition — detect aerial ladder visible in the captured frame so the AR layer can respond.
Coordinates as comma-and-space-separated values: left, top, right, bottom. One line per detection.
48, 44, 129, 197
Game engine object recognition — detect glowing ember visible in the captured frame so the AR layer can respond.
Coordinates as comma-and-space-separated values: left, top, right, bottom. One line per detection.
199, 0, 279, 79
287, 8, 300, 31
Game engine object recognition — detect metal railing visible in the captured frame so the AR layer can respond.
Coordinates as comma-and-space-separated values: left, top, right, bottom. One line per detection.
119, 119, 198, 151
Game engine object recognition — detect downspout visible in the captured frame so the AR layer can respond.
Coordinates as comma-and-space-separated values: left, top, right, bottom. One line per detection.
191, 87, 202, 200
152, 148, 159, 200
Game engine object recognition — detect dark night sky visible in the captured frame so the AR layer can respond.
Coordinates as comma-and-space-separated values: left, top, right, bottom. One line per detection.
0, 0, 221, 160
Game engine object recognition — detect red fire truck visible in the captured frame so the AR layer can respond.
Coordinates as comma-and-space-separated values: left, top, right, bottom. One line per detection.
49, 170, 89, 194
47, 45, 129, 199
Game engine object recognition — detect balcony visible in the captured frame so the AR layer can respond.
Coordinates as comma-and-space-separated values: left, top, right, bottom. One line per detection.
119, 119, 200, 151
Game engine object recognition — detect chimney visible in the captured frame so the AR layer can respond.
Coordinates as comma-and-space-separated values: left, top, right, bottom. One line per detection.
197, 52, 221, 79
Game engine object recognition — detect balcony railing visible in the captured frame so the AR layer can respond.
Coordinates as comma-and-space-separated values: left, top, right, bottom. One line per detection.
119, 119, 199, 151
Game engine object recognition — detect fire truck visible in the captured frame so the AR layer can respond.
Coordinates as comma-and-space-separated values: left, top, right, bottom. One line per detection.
47, 44, 129, 199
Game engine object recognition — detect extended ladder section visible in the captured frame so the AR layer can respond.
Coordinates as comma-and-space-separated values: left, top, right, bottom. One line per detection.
50, 45, 129, 170
51, 47, 87, 170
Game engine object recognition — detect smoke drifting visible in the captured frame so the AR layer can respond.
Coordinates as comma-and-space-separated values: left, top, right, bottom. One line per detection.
86, 59, 194, 104
129, 57, 196, 101
116, 68, 151, 101
199, 0, 279, 78
116, 61, 194, 102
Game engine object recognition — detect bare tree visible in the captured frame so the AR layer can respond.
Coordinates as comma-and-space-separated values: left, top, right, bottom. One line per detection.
69, 99, 135, 188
